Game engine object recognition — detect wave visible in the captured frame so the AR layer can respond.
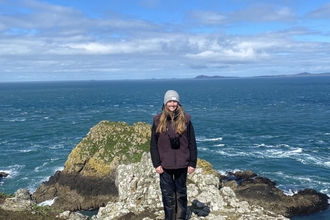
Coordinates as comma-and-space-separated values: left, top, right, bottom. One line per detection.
34, 161, 50, 172
18, 149, 35, 153
297, 157, 330, 169
266, 148, 303, 157
252, 143, 291, 149
53, 166, 64, 172
325, 162, 330, 167
197, 137, 223, 142
216, 168, 242, 176
200, 144, 330, 172
49, 144, 65, 149
0, 164, 25, 179
215, 168, 311, 197
4, 118, 27, 122
197, 147, 212, 152
269, 171, 330, 195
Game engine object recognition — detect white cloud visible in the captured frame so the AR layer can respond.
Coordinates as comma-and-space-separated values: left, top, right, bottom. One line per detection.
0, 0, 330, 81
230, 6, 296, 23
189, 10, 227, 25
307, 2, 330, 19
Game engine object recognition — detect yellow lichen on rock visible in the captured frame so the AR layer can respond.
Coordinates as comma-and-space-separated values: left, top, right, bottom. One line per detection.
197, 159, 219, 177
63, 142, 88, 174
62, 120, 151, 177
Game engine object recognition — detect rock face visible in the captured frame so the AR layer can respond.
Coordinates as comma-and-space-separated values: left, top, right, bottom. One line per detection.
32, 120, 329, 219
1, 188, 36, 211
33, 121, 151, 211
221, 171, 329, 218
92, 153, 288, 220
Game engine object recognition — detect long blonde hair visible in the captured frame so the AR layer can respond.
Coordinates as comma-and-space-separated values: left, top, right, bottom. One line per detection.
156, 105, 187, 134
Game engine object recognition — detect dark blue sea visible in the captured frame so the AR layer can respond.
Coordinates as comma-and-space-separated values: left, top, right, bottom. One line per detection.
1, 77, 329, 219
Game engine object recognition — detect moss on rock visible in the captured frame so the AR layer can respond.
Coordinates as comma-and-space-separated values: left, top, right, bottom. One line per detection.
63, 121, 151, 178
197, 159, 219, 177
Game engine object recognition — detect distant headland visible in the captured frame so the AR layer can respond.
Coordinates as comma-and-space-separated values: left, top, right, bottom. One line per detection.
194, 72, 330, 79
194, 75, 238, 79
256, 72, 330, 78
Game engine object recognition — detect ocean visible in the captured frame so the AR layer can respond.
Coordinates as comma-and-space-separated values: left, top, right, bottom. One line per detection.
0, 77, 329, 219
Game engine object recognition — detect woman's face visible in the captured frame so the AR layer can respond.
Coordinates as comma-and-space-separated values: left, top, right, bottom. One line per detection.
166, 101, 179, 112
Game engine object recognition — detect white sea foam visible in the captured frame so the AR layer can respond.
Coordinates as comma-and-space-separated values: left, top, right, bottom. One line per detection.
259, 135, 277, 139
18, 149, 34, 153
291, 148, 303, 153
34, 162, 49, 172
320, 188, 329, 196
254, 143, 268, 148
54, 166, 64, 172
49, 144, 64, 149
265, 147, 303, 158
0, 165, 24, 179
216, 168, 241, 176
207, 137, 223, 141
273, 171, 330, 196
295, 154, 328, 168
197, 137, 222, 142
324, 162, 330, 167
0, 169, 12, 175
38, 197, 57, 206
198, 147, 210, 152
214, 150, 229, 156
7, 118, 26, 122
275, 144, 291, 148
283, 189, 299, 196
50, 158, 60, 162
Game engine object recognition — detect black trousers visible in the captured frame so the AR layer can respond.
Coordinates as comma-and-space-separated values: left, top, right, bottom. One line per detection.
160, 168, 188, 220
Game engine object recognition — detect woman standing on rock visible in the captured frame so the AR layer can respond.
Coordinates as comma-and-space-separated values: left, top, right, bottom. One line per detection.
150, 90, 198, 220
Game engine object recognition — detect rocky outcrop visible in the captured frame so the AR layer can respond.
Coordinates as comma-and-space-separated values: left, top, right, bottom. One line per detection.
92, 153, 288, 220
31, 120, 329, 219
1, 188, 36, 211
0, 172, 9, 178
33, 121, 151, 211
221, 171, 329, 218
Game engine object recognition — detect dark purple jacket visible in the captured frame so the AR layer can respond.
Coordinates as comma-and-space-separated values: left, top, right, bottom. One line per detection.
150, 113, 197, 169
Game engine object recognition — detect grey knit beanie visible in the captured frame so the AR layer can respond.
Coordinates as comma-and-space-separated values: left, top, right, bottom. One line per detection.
164, 90, 180, 105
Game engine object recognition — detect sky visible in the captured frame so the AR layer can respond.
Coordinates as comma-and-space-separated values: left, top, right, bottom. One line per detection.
1, 0, 330, 82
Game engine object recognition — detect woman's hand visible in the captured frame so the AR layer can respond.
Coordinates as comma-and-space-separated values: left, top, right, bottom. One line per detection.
155, 166, 164, 174
188, 166, 195, 174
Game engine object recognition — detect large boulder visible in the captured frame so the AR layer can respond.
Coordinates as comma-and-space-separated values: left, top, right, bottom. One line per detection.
33, 121, 151, 211
1, 188, 36, 211
221, 171, 329, 218
92, 153, 288, 220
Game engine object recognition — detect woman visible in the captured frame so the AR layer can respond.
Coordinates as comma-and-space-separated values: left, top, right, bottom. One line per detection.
150, 90, 198, 220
